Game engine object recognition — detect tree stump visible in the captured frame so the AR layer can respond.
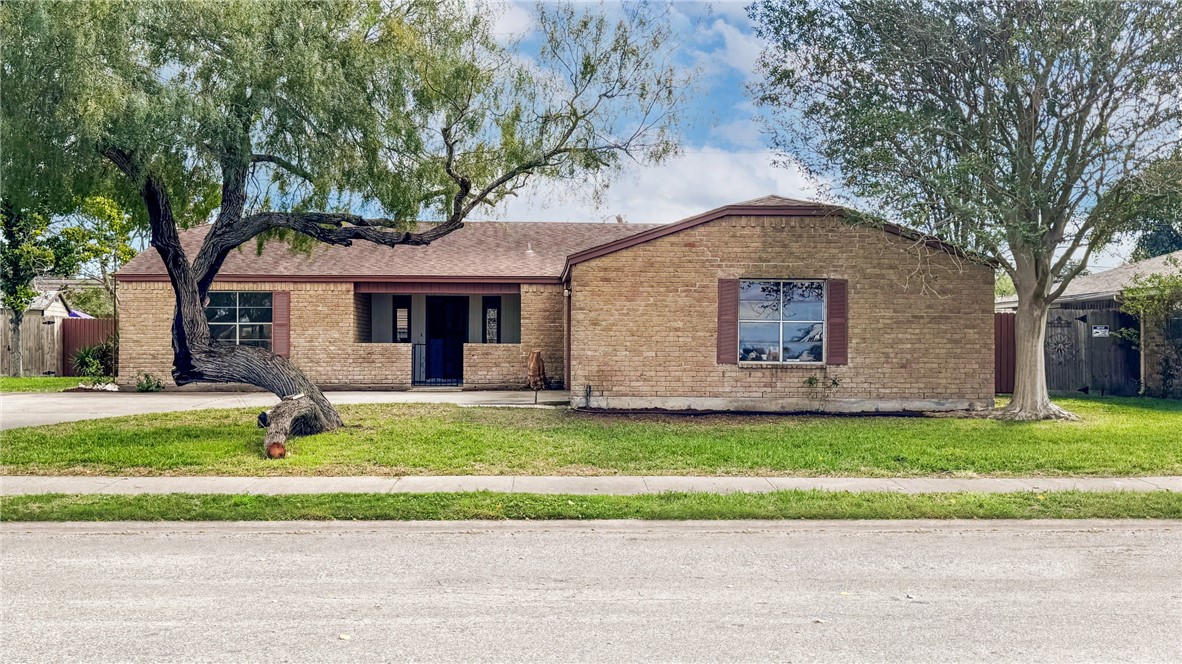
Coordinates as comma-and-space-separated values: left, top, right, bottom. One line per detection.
257, 393, 318, 458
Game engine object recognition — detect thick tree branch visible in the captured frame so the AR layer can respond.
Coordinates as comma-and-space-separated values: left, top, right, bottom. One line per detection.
251, 153, 314, 183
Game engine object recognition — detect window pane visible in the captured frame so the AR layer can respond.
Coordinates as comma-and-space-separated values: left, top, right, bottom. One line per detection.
239, 324, 272, 341
238, 307, 272, 323
395, 308, 410, 342
783, 322, 824, 343
783, 342, 824, 362
239, 339, 272, 350
485, 307, 499, 343
783, 281, 825, 321
207, 292, 236, 308
205, 306, 236, 323
739, 281, 781, 320
209, 324, 237, 343
739, 322, 780, 362
239, 292, 272, 307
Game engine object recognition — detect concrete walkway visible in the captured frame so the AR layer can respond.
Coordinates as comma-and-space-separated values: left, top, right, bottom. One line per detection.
2, 475, 1178, 495
0, 390, 568, 429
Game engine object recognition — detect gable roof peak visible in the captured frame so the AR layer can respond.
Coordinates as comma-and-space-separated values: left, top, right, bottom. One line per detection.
732, 194, 822, 207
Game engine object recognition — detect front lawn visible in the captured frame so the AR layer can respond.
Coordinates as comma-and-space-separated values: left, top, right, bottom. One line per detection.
2, 396, 1179, 477
0, 376, 83, 393
2, 490, 1179, 521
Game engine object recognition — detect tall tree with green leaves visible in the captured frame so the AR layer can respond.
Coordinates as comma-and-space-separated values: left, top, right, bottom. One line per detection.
2, 201, 53, 376
55, 197, 139, 317
1, 0, 689, 452
749, 0, 1182, 419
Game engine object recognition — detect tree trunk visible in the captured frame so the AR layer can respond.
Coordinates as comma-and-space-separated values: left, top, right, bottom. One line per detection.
173, 336, 344, 455
103, 147, 343, 457
997, 296, 1077, 421
6, 312, 23, 378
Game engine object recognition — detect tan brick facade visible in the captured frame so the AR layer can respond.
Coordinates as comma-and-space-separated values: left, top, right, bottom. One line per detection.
567, 214, 995, 412
117, 281, 564, 389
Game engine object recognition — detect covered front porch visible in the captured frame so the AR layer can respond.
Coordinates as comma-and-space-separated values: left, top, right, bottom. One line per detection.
353, 282, 525, 387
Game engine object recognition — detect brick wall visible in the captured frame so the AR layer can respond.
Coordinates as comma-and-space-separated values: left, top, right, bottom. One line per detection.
117, 280, 564, 389
567, 214, 995, 412
1141, 316, 1182, 397
353, 292, 372, 343
461, 284, 565, 388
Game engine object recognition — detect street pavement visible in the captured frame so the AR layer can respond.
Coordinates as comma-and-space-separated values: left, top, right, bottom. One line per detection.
0, 389, 567, 429
2, 474, 1179, 495
1, 520, 1179, 663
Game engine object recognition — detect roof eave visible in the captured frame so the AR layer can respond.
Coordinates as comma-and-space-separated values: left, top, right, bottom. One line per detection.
561, 202, 994, 279
116, 273, 564, 284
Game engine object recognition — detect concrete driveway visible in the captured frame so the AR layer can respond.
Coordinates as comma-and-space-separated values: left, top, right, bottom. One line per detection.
2, 520, 1179, 663
0, 389, 568, 429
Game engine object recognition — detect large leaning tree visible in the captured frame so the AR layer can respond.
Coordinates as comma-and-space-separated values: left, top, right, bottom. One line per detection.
749, 0, 1182, 420
2, 0, 688, 451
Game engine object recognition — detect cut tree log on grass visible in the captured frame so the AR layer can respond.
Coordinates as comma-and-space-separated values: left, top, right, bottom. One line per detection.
257, 393, 322, 459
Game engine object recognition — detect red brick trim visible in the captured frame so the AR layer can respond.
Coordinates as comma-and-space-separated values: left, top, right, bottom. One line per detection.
117, 274, 560, 284
355, 282, 520, 294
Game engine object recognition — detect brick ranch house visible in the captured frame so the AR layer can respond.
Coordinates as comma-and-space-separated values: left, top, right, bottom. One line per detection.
116, 196, 996, 412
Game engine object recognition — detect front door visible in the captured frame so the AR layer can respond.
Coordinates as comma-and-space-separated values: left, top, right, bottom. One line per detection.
424, 296, 468, 384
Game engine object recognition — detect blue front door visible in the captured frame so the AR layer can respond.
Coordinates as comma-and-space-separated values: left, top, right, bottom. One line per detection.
424, 296, 467, 384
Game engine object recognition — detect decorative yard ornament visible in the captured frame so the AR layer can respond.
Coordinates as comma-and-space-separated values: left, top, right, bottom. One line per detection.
528, 351, 547, 404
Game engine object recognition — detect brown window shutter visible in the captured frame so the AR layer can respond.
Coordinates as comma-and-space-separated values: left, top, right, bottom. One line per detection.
717, 279, 739, 365
827, 279, 848, 365
272, 291, 291, 358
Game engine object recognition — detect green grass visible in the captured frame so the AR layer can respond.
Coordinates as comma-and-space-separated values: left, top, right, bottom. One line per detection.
2, 490, 1179, 521
0, 376, 82, 393
2, 396, 1180, 478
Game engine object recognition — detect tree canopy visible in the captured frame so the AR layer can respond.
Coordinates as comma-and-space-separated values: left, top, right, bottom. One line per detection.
1, 0, 690, 448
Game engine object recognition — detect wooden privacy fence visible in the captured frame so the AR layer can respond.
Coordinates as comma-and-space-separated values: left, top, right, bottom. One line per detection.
994, 313, 1016, 394
61, 317, 118, 377
0, 313, 63, 376
994, 310, 1140, 396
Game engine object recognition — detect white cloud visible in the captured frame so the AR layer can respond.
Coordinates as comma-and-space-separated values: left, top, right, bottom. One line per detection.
707, 18, 762, 76
484, 147, 818, 223
485, 1, 534, 41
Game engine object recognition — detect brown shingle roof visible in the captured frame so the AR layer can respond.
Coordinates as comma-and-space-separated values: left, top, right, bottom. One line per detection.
117, 221, 661, 282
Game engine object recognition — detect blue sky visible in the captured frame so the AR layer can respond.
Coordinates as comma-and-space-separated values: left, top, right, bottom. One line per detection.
484, 1, 817, 224
482, 1, 1133, 270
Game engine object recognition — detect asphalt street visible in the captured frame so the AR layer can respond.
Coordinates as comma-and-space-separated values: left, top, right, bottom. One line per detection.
1, 520, 1179, 663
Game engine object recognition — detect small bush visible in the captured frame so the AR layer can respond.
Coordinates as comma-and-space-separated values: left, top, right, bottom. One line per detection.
136, 373, 165, 392
71, 334, 118, 378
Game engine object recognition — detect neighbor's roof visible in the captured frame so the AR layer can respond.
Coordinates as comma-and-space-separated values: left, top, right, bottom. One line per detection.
116, 221, 661, 282
995, 249, 1182, 307
27, 290, 67, 312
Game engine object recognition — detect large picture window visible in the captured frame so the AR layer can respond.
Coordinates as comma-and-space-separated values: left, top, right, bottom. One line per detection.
738, 280, 824, 363
205, 291, 273, 350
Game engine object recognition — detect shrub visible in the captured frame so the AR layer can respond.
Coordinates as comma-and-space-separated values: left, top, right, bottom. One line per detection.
71, 333, 118, 379
136, 373, 165, 392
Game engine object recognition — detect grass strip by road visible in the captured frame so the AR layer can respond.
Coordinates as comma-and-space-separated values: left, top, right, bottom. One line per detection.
0, 377, 83, 393
2, 490, 1179, 522
3, 396, 1181, 477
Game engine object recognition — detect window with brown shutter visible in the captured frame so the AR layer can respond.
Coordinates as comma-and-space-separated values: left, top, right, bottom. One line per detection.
723, 279, 847, 365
